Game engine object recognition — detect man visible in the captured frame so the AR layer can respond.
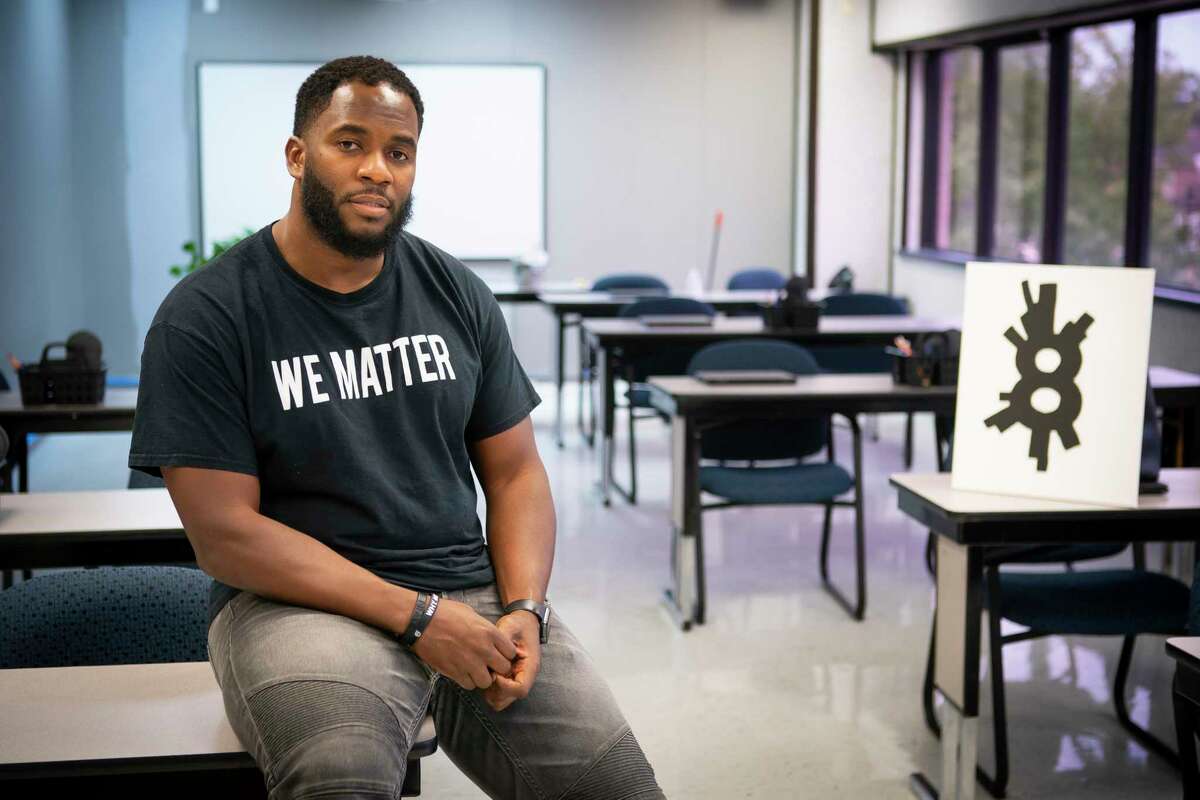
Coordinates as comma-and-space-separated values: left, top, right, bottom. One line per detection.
130, 56, 664, 800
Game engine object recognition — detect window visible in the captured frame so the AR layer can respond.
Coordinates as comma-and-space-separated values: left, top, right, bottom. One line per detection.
995, 42, 1048, 262
1151, 8, 1200, 292
1064, 21, 1134, 266
903, 3, 1200, 302
934, 48, 981, 253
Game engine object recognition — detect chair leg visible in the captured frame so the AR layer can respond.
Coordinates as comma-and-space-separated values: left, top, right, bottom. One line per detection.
1114, 635, 1181, 768
819, 503, 833, 581
819, 416, 866, 621
694, 511, 707, 626
923, 613, 940, 736
980, 584, 1010, 798
627, 402, 638, 505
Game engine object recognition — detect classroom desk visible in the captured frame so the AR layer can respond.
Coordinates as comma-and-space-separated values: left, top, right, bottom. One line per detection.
0, 488, 189, 583
1148, 365, 1200, 466
539, 291, 781, 448
485, 278, 589, 303
891, 469, 1200, 800
0, 662, 255, 786
1167, 637, 1200, 799
0, 387, 139, 493
647, 374, 957, 630
588, 315, 960, 504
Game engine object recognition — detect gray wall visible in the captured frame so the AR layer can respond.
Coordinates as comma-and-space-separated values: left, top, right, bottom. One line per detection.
873, 0, 1120, 48
2, 0, 799, 383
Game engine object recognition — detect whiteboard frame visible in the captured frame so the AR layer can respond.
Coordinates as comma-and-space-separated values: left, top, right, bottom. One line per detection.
195, 60, 548, 262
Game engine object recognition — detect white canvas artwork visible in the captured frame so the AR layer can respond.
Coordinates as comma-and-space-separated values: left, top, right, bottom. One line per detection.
950, 262, 1155, 508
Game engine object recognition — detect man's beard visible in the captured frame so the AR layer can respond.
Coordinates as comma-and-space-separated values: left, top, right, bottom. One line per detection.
300, 167, 414, 259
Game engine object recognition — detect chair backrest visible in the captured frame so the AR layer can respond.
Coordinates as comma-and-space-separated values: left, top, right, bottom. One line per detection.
821, 292, 909, 316
128, 469, 166, 489
809, 293, 909, 373
0, 566, 210, 668
591, 273, 669, 293
727, 268, 786, 291
687, 340, 827, 461
615, 298, 717, 382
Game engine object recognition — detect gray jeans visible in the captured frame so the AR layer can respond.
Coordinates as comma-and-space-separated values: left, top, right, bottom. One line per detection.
208, 583, 664, 800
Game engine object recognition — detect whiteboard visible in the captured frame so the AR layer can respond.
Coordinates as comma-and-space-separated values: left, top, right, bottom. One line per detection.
198, 62, 545, 261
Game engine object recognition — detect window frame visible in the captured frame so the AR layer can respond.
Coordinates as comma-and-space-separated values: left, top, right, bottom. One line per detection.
901, 2, 1200, 305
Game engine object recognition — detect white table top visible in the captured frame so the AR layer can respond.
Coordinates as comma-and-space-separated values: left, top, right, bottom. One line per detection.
0, 387, 139, 415
539, 289, 783, 306
583, 314, 959, 336
647, 373, 949, 399
0, 488, 181, 537
890, 469, 1200, 515
0, 662, 244, 766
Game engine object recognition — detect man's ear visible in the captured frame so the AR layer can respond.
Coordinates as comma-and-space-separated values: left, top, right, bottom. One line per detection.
285, 135, 305, 180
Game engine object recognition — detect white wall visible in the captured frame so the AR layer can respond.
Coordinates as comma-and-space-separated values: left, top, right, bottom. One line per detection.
176, 0, 798, 379
874, 0, 1119, 48
810, 0, 895, 292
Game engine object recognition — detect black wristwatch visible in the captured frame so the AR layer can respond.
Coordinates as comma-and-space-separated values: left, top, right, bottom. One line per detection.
503, 598, 551, 644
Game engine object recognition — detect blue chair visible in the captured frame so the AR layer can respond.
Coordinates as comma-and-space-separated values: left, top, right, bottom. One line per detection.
810, 293, 919, 464
591, 273, 669, 293
612, 297, 716, 503
0, 564, 439, 796
578, 273, 672, 446
921, 385, 1179, 797
0, 566, 210, 668
727, 268, 786, 291
685, 340, 866, 620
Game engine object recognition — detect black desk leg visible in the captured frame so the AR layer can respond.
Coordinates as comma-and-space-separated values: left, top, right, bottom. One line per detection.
555, 313, 566, 448
1175, 670, 1200, 800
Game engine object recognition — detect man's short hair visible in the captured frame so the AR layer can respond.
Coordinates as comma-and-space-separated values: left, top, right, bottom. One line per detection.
293, 56, 424, 137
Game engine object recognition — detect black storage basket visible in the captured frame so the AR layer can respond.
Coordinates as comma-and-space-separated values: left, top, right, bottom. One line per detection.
18, 343, 107, 405
890, 353, 958, 388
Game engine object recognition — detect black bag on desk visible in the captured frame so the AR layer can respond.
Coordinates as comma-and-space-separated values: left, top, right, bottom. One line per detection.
17, 331, 106, 406
762, 276, 821, 331
890, 331, 961, 388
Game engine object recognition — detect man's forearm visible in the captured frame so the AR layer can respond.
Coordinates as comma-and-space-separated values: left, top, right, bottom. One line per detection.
189, 505, 418, 636
485, 464, 556, 606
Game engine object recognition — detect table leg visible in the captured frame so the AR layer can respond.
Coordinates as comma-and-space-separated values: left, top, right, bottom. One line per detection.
2, 426, 29, 493
596, 345, 616, 506
663, 414, 701, 630
555, 313, 566, 448
911, 536, 983, 799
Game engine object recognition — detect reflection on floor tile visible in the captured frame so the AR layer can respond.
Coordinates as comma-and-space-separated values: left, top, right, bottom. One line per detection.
24, 382, 1183, 799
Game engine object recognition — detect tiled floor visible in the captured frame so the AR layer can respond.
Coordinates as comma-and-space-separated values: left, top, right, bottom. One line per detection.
22, 381, 1184, 798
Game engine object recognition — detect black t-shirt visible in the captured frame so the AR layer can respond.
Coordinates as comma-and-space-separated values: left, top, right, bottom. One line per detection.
129, 225, 540, 622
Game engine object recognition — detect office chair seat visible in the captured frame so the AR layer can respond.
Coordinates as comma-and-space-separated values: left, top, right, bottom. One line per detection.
992, 569, 1189, 636
701, 462, 853, 506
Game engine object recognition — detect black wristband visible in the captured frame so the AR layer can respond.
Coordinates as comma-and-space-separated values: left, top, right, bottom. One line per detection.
398, 592, 440, 648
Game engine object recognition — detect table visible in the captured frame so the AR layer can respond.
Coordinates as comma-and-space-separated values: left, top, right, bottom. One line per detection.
0, 387, 139, 492
891, 469, 1200, 800
1149, 365, 1200, 466
1167, 637, 1200, 799
0, 662, 255, 786
587, 315, 960, 504
0, 488, 189, 585
647, 374, 957, 630
485, 278, 589, 303
540, 291, 781, 447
